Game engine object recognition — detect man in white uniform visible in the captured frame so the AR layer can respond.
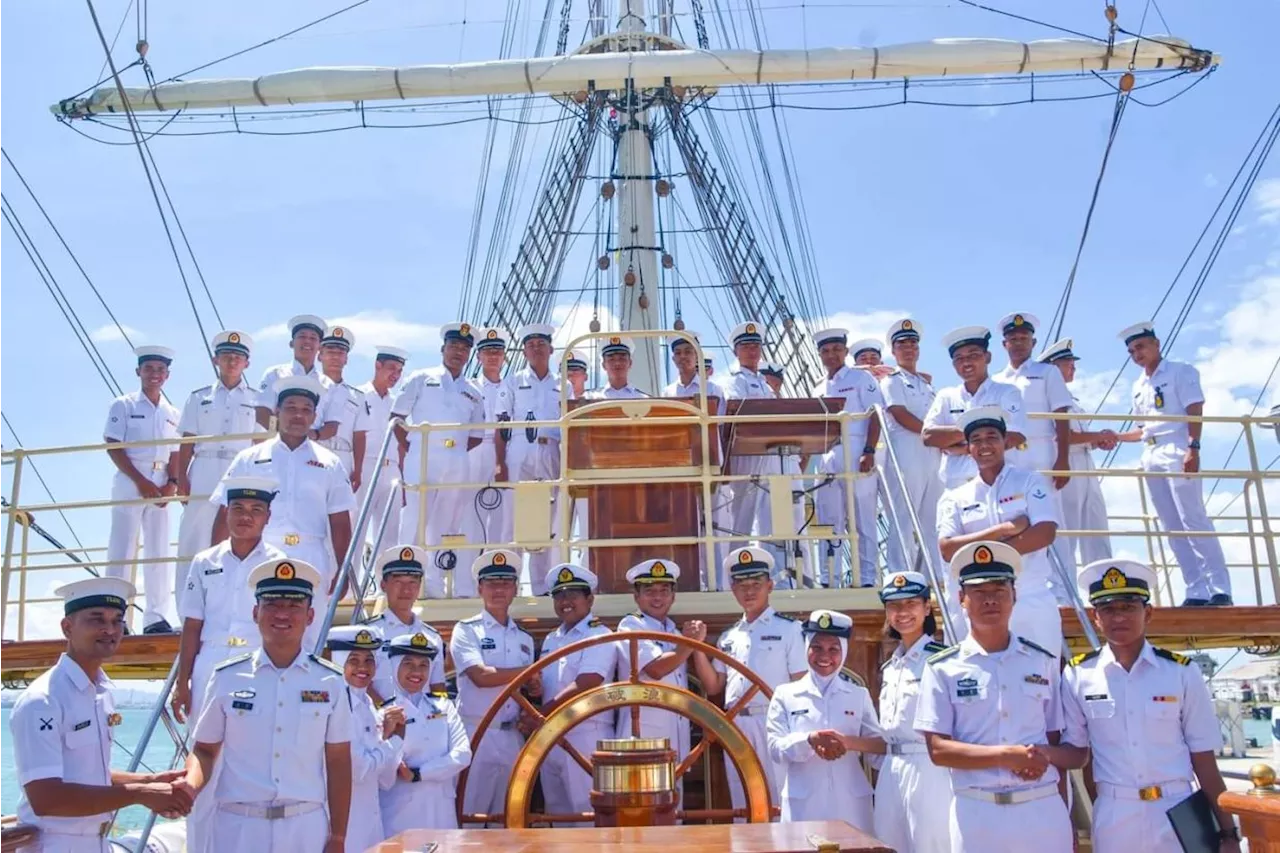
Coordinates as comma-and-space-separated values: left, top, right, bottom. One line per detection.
721, 321, 776, 559
392, 322, 485, 598
536, 563, 616, 822
993, 313, 1073, 482
212, 377, 355, 645
563, 349, 588, 400
586, 335, 648, 398
1037, 339, 1114, 567
354, 345, 409, 557
255, 314, 328, 427
313, 325, 370, 501
924, 326, 1028, 490
914, 541, 1084, 853
185, 558, 352, 853
1115, 322, 1232, 605
365, 545, 447, 703
1062, 559, 1239, 853
472, 326, 514, 552
104, 345, 181, 633
759, 362, 806, 589
690, 547, 805, 813
450, 549, 537, 823
11, 577, 191, 852
177, 331, 264, 604
812, 328, 883, 588
937, 406, 1064, 654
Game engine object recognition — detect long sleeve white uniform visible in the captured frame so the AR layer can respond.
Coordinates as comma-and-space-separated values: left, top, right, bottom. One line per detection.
378, 688, 470, 834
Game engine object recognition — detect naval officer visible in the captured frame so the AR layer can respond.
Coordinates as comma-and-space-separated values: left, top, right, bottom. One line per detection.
472, 327, 514, 551
721, 322, 776, 553
690, 547, 805, 813
937, 406, 1064, 654
255, 314, 328, 427
391, 322, 485, 598
450, 550, 538, 822
11, 578, 192, 852
758, 363, 807, 588
993, 313, 1073, 485
1061, 559, 1239, 852
586, 335, 648, 398
177, 331, 265, 603
765, 609, 883, 831
914, 541, 1084, 853
366, 545, 447, 703
354, 345, 409, 558
185, 558, 352, 853
873, 571, 953, 853
537, 563, 616, 822
563, 349, 589, 400
923, 326, 1027, 490
104, 345, 182, 634
1115, 322, 1233, 605
313, 325, 371, 496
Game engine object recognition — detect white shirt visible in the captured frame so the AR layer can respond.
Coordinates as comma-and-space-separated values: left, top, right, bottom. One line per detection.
178, 379, 263, 485
212, 437, 356, 540
1131, 358, 1204, 445
11, 654, 118, 835
193, 649, 352, 805
814, 365, 884, 458
385, 688, 470, 784
1066, 396, 1096, 466
540, 614, 616, 720
477, 375, 515, 444
914, 635, 1062, 791
355, 381, 396, 471
391, 366, 484, 479
722, 367, 774, 401
713, 608, 806, 712
936, 464, 1061, 585
509, 367, 562, 444
179, 539, 285, 642
663, 375, 725, 401
345, 684, 402, 853
1061, 642, 1220, 788
923, 377, 1027, 487
585, 384, 649, 400
369, 611, 446, 699
104, 390, 180, 470
880, 369, 937, 438
257, 360, 329, 409
315, 382, 372, 457
994, 361, 1073, 443
766, 671, 881, 802
450, 610, 536, 721
879, 634, 949, 745
617, 611, 688, 692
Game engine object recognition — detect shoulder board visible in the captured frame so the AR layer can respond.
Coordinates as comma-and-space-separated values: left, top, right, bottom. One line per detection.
926, 645, 960, 665
588, 617, 602, 628
1018, 637, 1055, 658
193, 384, 213, 395
838, 671, 855, 683
431, 690, 450, 698
774, 612, 797, 622
630, 611, 643, 619
1068, 648, 1102, 667
461, 614, 483, 624
214, 653, 252, 671
309, 654, 343, 674
1154, 647, 1191, 666
880, 657, 893, 671
924, 641, 948, 654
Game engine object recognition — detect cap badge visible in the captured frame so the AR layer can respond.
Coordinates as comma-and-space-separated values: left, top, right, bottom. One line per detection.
1101, 567, 1127, 590
333, 327, 345, 338
400, 547, 414, 561
558, 567, 575, 584
487, 329, 498, 339
901, 320, 913, 331
974, 546, 993, 565
651, 562, 667, 578
738, 550, 753, 565
276, 562, 296, 580
745, 323, 757, 334
493, 552, 507, 566
459, 323, 471, 336
355, 630, 374, 645
892, 574, 907, 588
411, 633, 429, 648
228, 332, 241, 344
817, 613, 832, 629
609, 336, 621, 345
1013, 314, 1025, 326
567, 350, 576, 360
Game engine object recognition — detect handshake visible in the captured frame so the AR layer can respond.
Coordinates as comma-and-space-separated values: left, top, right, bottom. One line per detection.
807, 729, 849, 761
132, 769, 197, 818
1004, 744, 1053, 781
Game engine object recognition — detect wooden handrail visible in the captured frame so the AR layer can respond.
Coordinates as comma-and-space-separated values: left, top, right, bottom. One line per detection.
1219, 764, 1280, 852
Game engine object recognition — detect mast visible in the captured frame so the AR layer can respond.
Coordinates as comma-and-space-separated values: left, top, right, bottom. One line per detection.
614, 0, 663, 393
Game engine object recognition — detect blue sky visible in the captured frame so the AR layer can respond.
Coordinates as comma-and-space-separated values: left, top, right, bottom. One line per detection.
2, 0, 1278, 636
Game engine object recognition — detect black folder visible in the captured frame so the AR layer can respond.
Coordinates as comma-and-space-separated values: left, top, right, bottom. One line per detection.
1166, 789, 1221, 853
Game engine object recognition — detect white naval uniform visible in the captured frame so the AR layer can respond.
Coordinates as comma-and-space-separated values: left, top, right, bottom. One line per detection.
874, 635, 954, 853
880, 369, 945, 582
721, 368, 776, 558
507, 368, 564, 594
177, 379, 263, 601
914, 635, 1072, 853
539, 614, 616, 821
343, 684, 402, 853
353, 381, 398, 556
104, 390, 181, 629
663, 377, 730, 588
1062, 642, 1222, 853
765, 671, 880, 830
937, 465, 1064, 654
615, 612, 691, 761
713, 608, 806, 811
813, 366, 884, 587
11, 654, 119, 853
212, 438, 355, 648
192, 650, 351, 853
367, 611, 446, 701
1058, 396, 1112, 570
378, 687, 471, 834
994, 361, 1073, 475
472, 375, 515, 552
450, 610, 536, 820
314, 381, 371, 494
392, 366, 485, 598
256, 360, 328, 409
1131, 359, 1230, 600
923, 378, 1027, 490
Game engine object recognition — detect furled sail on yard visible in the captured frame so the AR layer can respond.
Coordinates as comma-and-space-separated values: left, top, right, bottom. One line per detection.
54, 36, 1215, 117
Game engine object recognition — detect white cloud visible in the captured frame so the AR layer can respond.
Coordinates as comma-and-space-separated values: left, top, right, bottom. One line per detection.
1204, 173, 1220, 189
252, 310, 440, 360
1256, 177, 1280, 226
89, 324, 141, 344
821, 309, 912, 345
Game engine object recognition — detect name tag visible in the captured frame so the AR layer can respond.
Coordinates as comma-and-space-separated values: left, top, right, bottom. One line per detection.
789, 709, 808, 716
760, 635, 782, 642
1024, 674, 1049, 686
425, 380, 441, 387
480, 638, 497, 650
130, 414, 146, 419
301, 690, 330, 703
200, 400, 213, 406
204, 568, 223, 576
74, 719, 92, 731
1085, 694, 1109, 701
232, 700, 254, 711
956, 677, 980, 698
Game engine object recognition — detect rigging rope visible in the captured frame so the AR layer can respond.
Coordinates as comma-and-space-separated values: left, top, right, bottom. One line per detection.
0, 414, 94, 565
1203, 353, 1280, 503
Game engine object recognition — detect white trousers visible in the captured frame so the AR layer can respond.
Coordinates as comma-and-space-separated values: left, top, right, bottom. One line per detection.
380, 778, 459, 834
506, 439, 562, 596
461, 717, 523, 825
211, 804, 327, 853
177, 455, 233, 606
724, 455, 771, 548
873, 752, 953, 853
107, 470, 174, 629
32, 833, 108, 853
724, 711, 784, 815
1059, 453, 1112, 566
813, 464, 879, 587
1143, 443, 1231, 600
781, 791, 872, 830
949, 791, 1071, 853
884, 433, 945, 578
355, 458, 397, 545
1091, 790, 1185, 853
399, 453, 479, 599
541, 720, 611, 825
469, 440, 513, 550
1010, 581, 1064, 656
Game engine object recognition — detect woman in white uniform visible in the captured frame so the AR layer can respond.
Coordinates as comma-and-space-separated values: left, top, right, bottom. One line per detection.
325, 626, 403, 853
766, 609, 883, 831
378, 632, 472, 835
873, 572, 954, 853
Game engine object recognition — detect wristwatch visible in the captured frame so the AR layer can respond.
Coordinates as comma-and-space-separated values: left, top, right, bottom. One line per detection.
1188, 440, 1201, 451
862, 445, 875, 455
411, 767, 422, 783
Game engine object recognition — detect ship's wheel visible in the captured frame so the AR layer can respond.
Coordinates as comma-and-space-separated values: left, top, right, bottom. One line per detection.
456, 630, 775, 827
